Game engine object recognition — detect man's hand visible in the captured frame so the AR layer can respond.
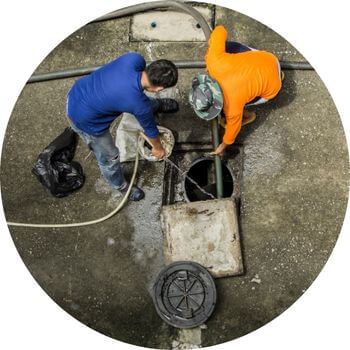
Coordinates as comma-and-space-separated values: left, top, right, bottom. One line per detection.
149, 135, 166, 159
152, 146, 166, 159
210, 142, 228, 156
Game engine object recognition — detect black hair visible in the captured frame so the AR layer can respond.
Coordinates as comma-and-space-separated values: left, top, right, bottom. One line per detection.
145, 59, 178, 88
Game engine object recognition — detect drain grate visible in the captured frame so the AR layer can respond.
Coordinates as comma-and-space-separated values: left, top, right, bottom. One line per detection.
152, 261, 216, 328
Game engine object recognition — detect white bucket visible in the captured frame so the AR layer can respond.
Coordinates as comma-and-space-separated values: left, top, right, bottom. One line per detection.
138, 126, 175, 162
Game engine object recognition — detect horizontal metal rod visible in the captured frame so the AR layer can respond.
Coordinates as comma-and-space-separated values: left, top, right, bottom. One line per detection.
27, 61, 201, 83
280, 61, 313, 70
28, 60, 313, 84
28, 66, 100, 83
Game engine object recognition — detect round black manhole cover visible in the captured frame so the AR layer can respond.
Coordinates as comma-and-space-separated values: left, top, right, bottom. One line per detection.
152, 261, 217, 329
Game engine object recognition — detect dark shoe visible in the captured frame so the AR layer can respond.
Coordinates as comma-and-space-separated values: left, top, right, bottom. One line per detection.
157, 98, 179, 113
120, 183, 145, 201
242, 111, 256, 126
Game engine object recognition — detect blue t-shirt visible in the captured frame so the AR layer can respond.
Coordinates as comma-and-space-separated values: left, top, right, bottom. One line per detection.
67, 52, 159, 138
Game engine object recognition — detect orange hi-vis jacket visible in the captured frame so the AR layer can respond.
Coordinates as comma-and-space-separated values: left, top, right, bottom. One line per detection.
205, 26, 282, 145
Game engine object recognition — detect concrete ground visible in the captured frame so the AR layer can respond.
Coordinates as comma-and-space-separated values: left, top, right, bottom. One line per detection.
1, 2, 349, 349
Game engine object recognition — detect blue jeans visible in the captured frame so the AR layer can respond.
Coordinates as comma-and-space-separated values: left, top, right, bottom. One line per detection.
69, 122, 127, 190
67, 97, 160, 190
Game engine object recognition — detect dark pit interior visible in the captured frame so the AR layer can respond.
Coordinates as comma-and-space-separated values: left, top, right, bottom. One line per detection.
183, 158, 234, 202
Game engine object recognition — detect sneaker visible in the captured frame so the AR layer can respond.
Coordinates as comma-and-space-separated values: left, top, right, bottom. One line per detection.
219, 116, 226, 129
242, 111, 256, 126
157, 98, 179, 113
219, 111, 256, 128
120, 183, 145, 201
281, 71, 285, 81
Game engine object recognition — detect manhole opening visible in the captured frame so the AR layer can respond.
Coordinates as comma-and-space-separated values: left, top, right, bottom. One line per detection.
162, 145, 243, 206
183, 158, 234, 202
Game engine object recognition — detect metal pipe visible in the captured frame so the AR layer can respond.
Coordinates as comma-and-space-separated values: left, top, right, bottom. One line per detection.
28, 66, 101, 83
28, 60, 313, 83
27, 61, 201, 83
211, 117, 224, 197
280, 61, 313, 70
29, 59, 313, 84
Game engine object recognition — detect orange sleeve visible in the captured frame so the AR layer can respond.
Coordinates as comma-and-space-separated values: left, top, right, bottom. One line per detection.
207, 25, 227, 57
223, 111, 243, 145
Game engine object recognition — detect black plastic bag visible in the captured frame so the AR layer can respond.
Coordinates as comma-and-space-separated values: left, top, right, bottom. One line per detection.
32, 127, 85, 197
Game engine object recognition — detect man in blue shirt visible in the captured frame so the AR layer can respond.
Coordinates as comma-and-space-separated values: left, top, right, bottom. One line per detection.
67, 52, 178, 201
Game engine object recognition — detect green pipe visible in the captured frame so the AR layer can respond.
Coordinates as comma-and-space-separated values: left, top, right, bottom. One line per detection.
28, 60, 313, 83
28, 61, 205, 83
211, 118, 224, 198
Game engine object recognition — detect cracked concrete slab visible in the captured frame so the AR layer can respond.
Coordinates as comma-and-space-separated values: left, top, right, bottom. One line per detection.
161, 199, 243, 278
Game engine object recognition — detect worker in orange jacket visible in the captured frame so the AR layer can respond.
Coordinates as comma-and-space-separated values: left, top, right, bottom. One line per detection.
189, 25, 283, 155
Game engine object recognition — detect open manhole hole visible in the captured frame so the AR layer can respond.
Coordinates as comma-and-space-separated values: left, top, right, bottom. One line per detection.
183, 157, 234, 202
152, 261, 217, 329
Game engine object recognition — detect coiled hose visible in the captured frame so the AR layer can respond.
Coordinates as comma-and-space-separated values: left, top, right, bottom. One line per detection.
6, 144, 140, 228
